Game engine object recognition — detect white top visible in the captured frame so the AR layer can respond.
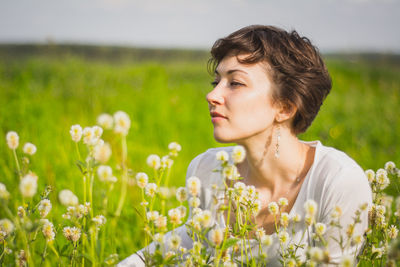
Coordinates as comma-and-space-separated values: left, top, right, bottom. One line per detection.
119, 140, 372, 266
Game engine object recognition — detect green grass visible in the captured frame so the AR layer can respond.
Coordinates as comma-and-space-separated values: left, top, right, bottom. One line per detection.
0, 49, 399, 264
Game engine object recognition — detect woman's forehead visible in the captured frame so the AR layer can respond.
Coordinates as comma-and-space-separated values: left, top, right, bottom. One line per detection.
215, 54, 271, 77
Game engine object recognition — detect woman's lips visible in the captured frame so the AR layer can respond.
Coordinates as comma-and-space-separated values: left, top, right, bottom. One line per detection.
210, 112, 227, 123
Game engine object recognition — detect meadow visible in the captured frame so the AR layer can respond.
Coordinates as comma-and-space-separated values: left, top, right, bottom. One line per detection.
0, 46, 399, 266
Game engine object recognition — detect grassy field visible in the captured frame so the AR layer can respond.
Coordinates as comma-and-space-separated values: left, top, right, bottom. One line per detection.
0, 45, 399, 265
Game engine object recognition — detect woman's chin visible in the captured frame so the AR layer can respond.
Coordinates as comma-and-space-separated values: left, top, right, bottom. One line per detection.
213, 131, 235, 144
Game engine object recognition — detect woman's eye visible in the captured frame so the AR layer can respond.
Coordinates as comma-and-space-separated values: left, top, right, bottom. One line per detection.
230, 81, 244, 87
211, 81, 219, 87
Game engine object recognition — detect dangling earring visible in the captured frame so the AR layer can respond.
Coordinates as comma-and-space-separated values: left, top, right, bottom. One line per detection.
275, 125, 281, 158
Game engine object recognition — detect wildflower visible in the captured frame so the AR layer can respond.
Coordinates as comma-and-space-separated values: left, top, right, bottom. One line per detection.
209, 227, 224, 246
94, 142, 112, 163
234, 182, 246, 196
384, 161, 396, 174
388, 225, 398, 239
19, 173, 38, 198
168, 142, 181, 157
223, 164, 239, 180
92, 215, 107, 228
339, 255, 354, 267
23, 142, 36, 155
309, 247, 323, 262
146, 154, 161, 169
168, 208, 182, 225
189, 197, 200, 208
97, 113, 114, 130
97, 165, 114, 183
346, 224, 355, 238
331, 206, 342, 219
0, 183, 10, 199
63, 226, 81, 242
136, 172, 148, 189
146, 211, 159, 222
352, 235, 363, 245
280, 212, 290, 228
145, 183, 157, 198
255, 228, 265, 240
161, 156, 174, 169
59, 189, 79, 206
261, 234, 273, 247
232, 145, 246, 163
42, 221, 55, 242
278, 230, 289, 244
168, 234, 181, 250
113, 111, 131, 136
154, 233, 165, 243
176, 187, 188, 202
216, 150, 229, 162
17, 206, 25, 218
0, 231, 6, 242
158, 187, 170, 199
286, 259, 297, 267
82, 127, 96, 145
177, 206, 187, 218
376, 168, 390, 189
305, 214, 314, 226
315, 222, 327, 236
201, 210, 212, 228
69, 125, 82, 142
278, 197, 288, 207
38, 199, 52, 218
104, 254, 119, 265
6, 131, 19, 149
0, 219, 14, 235
365, 169, 375, 183
292, 213, 301, 223
187, 176, 201, 196
154, 215, 167, 230
304, 200, 317, 216
16, 250, 27, 267
267, 202, 279, 216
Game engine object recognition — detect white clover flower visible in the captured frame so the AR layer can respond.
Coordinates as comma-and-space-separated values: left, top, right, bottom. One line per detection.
216, 150, 229, 162
365, 169, 375, 183
168, 208, 182, 225
187, 176, 201, 196
63, 226, 81, 242
97, 113, 114, 130
232, 145, 246, 164
278, 197, 288, 207
82, 127, 96, 145
292, 213, 301, 223
176, 187, 188, 202
223, 164, 239, 180
0, 183, 10, 200
209, 227, 223, 246
58, 189, 79, 206
388, 225, 398, 239
305, 214, 314, 226
168, 234, 181, 250
188, 197, 200, 208
146, 211, 159, 221
42, 221, 55, 242
177, 205, 187, 218
315, 222, 327, 236
267, 202, 279, 216
6, 131, 19, 149
331, 206, 342, 219
384, 161, 396, 174
146, 154, 161, 169
19, 173, 38, 198
23, 142, 37, 155
233, 182, 246, 195
135, 172, 148, 189
145, 183, 157, 198
255, 228, 265, 240
38, 199, 52, 218
153, 233, 165, 244
69, 125, 82, 142
113, 111, 131, 136
0, 231, 6, 242
168, 142, 181, 157
97, 165, 113, 182
278, 230, 289, 244
161, 156, 174, 169
304, 199, 318, 217
94, 142, 112, 163
376, 168, 390, 189
201, 210, 212, 228
309, 247, 323, 262
352, 235, 363, 245
261, 234, 272, 247
92, 126, 103, 139
92, 215, 107, 228
154, 215, 167, 229
0, 219, 14, 235
339, 255, 354, 267
280, 212, 290, 228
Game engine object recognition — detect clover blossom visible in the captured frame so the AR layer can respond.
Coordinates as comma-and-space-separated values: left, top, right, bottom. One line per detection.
388, 225, 398, 239
309, 247, 323, 262
315, 222, 327, 236
153, 233, 165, 244
216, 150, 229, 162
187, 176, 201, 196
339, 255, 354, 267
38, 199, 52, 218
58, 189, 79, 206
267, 202, 279, 216
168, 208, 183, 225
97, 113, 114, 130
209, 227, 223, 246
94, 142, 112, 163
278, 230, 289, 244
0, 218, 14, 235
23, 142, 37, 155
92, 215, 107, 228
42, 221, 55, 242
176, 187, 188, 202
136, 172, 148, 189
113, 111, 131, 136
0, 183, 10, 199
145, 183, 157, 198
154, 215, 167, 230
365, 169, 375, 183
280, 212, 290, 228
6, 131, 19, 149
146, 154, 161, 169
69, 125, 82, 142
63, 226, 81, 242
168, 234, 181, 250
384, 161, 396, 174
189, 197, 200, 208
168, 142, 181, 157
19, 173, 38, 198
304, 199, 317, 217
232, 145, 246, 164
97, 165, 117, 183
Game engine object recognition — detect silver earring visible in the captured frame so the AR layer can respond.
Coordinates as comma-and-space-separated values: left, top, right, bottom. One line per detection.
275, 126, 281, 158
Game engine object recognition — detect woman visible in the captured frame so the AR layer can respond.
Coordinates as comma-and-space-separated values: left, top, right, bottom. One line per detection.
119, 25, 372, 266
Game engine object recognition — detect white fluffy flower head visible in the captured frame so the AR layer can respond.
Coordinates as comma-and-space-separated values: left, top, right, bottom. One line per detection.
69, 125, 82, 142
19, 173, 38, 198
187, 176, 201, 196
59, 189, 79, 206
38, 199, 52, 218
97, 113, 114, 130
23, 143, 37, 155
6, 131, 19, 149
113, 111, 131, 136
232, 145, 246, 163
146, 154, 161, 169
216, 150, 229, 162
136, 172, 148, 189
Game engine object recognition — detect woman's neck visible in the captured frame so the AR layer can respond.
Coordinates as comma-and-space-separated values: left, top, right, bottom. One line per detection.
237, 127, 314, 199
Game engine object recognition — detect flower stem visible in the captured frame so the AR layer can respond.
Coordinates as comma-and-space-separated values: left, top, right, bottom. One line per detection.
115, 135, 128, 217
12, 149, 22, 178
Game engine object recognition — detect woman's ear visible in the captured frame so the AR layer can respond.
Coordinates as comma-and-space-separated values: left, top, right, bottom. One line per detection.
275, 100, 297, 123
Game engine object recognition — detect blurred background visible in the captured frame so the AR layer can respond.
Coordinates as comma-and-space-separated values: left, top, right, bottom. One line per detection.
0, 0, 399, 260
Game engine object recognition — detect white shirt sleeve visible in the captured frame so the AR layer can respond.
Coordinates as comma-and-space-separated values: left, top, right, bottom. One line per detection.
117, 153, 205, 267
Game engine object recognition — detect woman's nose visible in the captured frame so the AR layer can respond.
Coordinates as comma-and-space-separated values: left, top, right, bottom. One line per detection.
206, 85, 224, 106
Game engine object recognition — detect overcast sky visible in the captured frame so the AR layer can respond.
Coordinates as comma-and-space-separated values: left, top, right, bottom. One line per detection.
1, 0, 399, 53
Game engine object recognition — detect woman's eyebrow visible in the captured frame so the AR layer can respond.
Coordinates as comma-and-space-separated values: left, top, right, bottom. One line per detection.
214, 69, 249, 75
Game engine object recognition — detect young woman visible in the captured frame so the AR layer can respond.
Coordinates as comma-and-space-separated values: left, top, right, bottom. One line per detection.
119, 25, 372, 266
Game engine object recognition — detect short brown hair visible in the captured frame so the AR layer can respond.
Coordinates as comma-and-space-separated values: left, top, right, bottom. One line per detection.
209, 25, 332, 135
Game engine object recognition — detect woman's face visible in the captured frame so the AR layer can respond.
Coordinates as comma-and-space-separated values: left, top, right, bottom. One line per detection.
206, 54, 279, 143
